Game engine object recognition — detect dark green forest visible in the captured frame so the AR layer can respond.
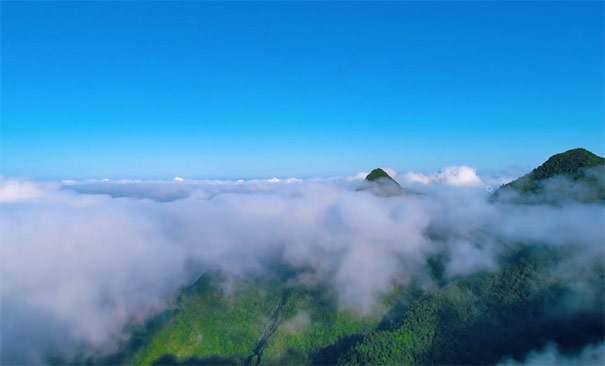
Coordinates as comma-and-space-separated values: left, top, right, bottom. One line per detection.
365, 168, 396, 183
493, 148, 605, 202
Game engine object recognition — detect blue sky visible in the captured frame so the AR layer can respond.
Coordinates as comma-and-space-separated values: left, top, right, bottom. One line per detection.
1, 1, 603, 180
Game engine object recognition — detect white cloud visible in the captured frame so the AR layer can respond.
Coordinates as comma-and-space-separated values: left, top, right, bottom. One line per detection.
499, 342, 605, 365
351, 171, 369, 180
400, 165, 482, 187
1, 174, 603, 363
440, 165, 482, 186
401, 171, 432, 185
172, 177, 184, 182
382, 167, 398, 179
0, 178, 47, 202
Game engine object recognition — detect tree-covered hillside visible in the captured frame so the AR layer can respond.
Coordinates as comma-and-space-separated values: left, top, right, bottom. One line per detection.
125, 272, 380, 366
338, 246, 604, 365
111, 242, 603, 366
493, 148, 605, 202
365, 169, 399, 184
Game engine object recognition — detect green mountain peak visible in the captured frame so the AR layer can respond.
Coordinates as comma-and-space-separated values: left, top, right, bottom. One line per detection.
365, 168, 396, 182
493, 147, 605, 202
528, 148, 604, 180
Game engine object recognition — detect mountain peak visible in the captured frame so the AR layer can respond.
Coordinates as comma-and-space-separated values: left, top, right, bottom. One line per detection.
359, 168, 406, 197
365, 168, 396, 182
493, 148, 604, 202
530, 148, 604, 180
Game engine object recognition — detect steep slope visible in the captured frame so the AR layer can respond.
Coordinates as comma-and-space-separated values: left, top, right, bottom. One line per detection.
493, 148, 605, 203
121, 245, 604, 366
338, 246, 604, 365
127, 272, 380, 366
358, 168, 405, 197
365, 169, 399, 184
132, 271, 282, 365
527, 148, 604, 179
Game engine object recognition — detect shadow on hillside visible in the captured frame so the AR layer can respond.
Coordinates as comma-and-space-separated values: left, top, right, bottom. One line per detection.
152, 354, 242, 365
91, 309, 178, 365
311, 334, 365, 365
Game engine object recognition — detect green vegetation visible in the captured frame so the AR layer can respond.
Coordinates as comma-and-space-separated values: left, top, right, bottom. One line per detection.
261, 288, 380, 365
529, 148, 604, 180
128, 274, 380, 366
121, 244, 603, 366
339, 246, 604, 365
131, 271, 283, 365
493, 148, 605, 201
360, 168, 406, 197
365, 168, 398, 184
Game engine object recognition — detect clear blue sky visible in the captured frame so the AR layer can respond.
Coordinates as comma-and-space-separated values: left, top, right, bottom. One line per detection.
1, 1, 603, 180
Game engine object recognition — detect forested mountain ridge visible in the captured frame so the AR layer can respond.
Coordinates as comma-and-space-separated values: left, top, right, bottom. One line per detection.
124, 271, 381, 366
493, 148, 605, 202
338, 246, 604, 365
113, 245, 603, 366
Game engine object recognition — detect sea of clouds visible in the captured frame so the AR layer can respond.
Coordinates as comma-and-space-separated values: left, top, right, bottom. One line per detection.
1, 166, 603, 364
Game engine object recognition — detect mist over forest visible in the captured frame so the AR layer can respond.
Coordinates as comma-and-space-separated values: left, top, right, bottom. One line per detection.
2, 155, 604, 365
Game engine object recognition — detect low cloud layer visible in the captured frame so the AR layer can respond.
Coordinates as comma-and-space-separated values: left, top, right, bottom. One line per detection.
399, 165, 483, 187
499, 342, 605, 366
1, 168, 603, 364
